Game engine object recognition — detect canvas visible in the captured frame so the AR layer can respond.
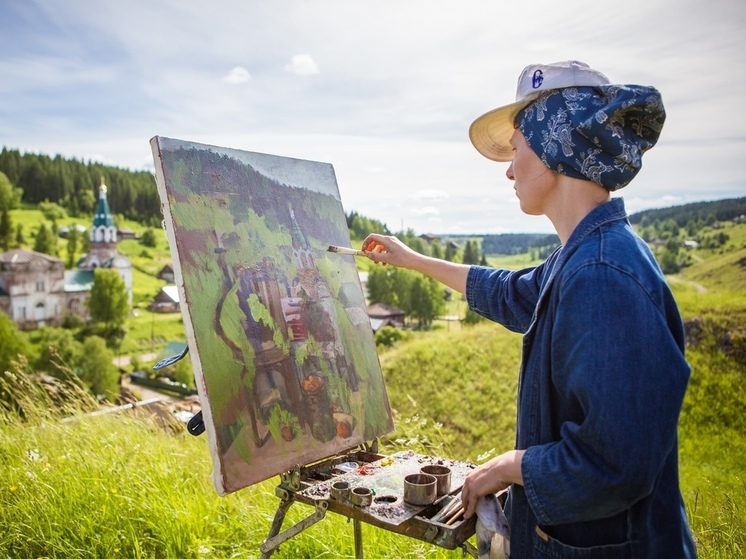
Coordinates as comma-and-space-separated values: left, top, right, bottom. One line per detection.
150, 137, 394, 494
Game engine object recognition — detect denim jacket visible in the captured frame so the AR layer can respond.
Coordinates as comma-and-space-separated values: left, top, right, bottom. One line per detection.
467, 199, 697, 558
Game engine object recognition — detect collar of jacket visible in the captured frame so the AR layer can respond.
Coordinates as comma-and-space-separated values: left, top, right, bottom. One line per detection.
532, 197, 629, 323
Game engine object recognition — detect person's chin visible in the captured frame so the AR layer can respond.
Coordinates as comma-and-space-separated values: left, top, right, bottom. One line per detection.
518, 200, 541, 216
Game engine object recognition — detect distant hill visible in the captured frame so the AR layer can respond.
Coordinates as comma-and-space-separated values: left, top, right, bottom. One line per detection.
447, 197, 746, 256
629, 196, 746, 226
0, 147, 160, 225
479, 233, 559, 256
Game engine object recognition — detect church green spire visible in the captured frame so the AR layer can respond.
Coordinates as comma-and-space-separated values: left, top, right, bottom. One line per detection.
92, 176, 115, 229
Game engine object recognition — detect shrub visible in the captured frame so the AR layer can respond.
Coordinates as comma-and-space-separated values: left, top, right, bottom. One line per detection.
375, 326, 405, 348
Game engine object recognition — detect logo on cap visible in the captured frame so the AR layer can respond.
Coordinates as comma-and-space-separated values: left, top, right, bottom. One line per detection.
532, 69, 544, 89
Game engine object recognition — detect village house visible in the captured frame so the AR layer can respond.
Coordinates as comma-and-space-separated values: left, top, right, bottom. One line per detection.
150, 284, 180, 313
419, 233, 440, 244
0, 249, 84, 329
157, 264, 175, 282
366, 302, 406, 331
117, 228, 137, 240
0, 178, 132, 330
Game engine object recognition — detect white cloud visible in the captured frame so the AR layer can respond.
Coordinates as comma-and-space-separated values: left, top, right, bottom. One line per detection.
411, 206, 440, 217
410, 190, 449, 201
284, 54, 320, 76
223, 66, 250, 84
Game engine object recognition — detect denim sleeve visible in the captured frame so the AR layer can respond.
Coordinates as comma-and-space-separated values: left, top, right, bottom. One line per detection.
521, 263, 691, 525
466, 265, 544, 334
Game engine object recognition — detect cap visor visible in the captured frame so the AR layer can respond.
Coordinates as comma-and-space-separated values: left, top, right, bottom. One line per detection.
468, 100, 529, 162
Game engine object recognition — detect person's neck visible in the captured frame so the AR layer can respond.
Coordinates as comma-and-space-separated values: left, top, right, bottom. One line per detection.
545, 176, 611, 245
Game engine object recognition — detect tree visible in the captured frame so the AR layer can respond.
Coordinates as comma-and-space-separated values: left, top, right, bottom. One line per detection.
0, 208, 12, 251
87, 268, 129, 339
0, 313, 31, 373
14, 223, 24, 246
39, 200, 67, 222
406, 237, 426, 256
34, 328, 84, 378
0, 171, 22, 211
462, 240, 480, 265
656, 248, 680, 274
366, 266, 415, 312
346, 211, 391, 239
78, 336, 119, 399
444, 243, 454, 262
408, 275, 445, 329
366, 266, 396, 306
463, 308, 485, 325
140, 228, 157, 248
76, 187, 96, 215
33, 223, 57, 256
66, 225, 80, 268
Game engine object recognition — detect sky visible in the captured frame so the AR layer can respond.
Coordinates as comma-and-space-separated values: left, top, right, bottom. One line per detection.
1, 0, 744, 235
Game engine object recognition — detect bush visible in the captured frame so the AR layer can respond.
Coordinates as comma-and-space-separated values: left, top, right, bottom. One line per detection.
140, 228, 157, 248
463, 308, 485, 325
375, 326, 405, 348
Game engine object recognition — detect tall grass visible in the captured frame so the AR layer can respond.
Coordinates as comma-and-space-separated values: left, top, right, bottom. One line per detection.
0, 365, 469, 558
3, 318, 744, 558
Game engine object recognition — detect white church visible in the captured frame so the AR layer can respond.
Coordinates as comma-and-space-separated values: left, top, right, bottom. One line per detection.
0, 178, 133, 330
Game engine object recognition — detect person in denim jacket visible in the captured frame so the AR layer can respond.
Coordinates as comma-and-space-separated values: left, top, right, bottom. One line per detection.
363, 61, 697, 558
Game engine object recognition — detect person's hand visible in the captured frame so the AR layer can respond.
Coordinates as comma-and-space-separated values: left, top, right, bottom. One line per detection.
461, 450, 525, 519
361, 233, 420, 269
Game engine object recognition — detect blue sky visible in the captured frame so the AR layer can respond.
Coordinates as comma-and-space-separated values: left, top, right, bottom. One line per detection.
1, 0, 744, 234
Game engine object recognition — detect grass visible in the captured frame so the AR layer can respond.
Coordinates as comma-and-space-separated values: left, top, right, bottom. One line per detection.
379, 324, 519, 460
3, 313, 744, 558
0, 390, 470, 558
119, 311, 186, 358
1, 410, 271, 558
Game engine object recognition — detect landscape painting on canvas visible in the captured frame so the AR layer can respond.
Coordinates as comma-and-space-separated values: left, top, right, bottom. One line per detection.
150, 137, 394, 494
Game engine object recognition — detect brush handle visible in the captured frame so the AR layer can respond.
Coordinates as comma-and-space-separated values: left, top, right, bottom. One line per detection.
328, 245, 365, 256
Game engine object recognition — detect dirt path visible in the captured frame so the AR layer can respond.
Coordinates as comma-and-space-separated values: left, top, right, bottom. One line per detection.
113, 352, 159, 368
120, 374, 181, 406
667, 275, 707, 294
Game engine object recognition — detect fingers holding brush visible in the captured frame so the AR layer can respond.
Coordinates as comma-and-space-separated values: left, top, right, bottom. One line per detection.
361, 234, 419, 269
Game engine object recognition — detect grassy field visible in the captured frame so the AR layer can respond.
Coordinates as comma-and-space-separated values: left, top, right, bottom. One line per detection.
2, 313, 744, 558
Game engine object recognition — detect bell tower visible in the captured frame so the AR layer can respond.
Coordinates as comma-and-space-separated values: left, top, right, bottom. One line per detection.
84, 177, 118, 266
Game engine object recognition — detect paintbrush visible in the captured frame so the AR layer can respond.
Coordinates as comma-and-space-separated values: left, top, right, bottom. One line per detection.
445, 506, 464, 525
327, 245, 366, 256
432, 494, 461, 523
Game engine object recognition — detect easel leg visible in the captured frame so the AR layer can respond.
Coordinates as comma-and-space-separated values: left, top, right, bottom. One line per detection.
353, 518, 364, 559
260, 497, 294, 559
461, 540, 478, 557
261, 498, 328, 558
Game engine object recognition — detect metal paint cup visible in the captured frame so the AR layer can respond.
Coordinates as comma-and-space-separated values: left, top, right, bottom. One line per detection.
330, 481, 350, 501
350, 486, 373, 507
403, 473, 437, 505
420, 465, 452, 496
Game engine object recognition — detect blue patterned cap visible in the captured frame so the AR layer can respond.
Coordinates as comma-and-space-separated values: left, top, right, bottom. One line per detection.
516, 85, 665, 190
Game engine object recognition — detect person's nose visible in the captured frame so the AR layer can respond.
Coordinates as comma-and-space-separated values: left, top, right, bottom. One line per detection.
506, 162, 515, 181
